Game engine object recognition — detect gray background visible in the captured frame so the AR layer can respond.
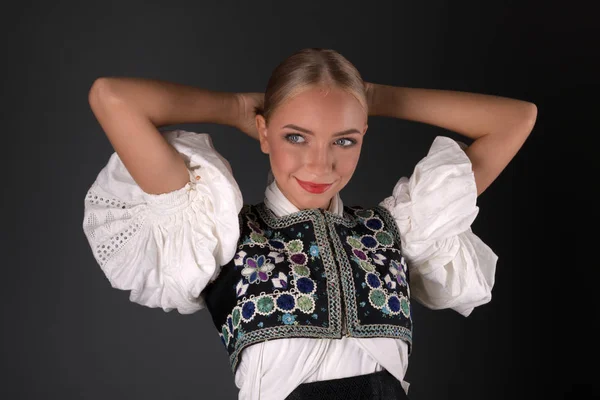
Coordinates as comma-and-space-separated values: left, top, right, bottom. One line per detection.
2, 1, 595, 399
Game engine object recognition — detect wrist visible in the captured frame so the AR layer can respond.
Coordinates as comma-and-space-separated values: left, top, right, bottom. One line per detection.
205, 91, 240, 127
367, 83, 408, 119
365, 82, 376, 116
366, 82, 390, 117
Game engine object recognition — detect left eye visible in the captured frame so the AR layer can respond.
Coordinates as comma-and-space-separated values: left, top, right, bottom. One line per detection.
335, 138, 355, 147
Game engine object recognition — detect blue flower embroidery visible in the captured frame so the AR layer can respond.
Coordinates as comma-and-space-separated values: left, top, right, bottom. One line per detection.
282, 313, 297, 325
309, 244, 319, 258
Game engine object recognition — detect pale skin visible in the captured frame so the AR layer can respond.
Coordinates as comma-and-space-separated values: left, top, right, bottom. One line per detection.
88, 78, 537, 208
243, 83, 537, 208
255, 86, 368, 211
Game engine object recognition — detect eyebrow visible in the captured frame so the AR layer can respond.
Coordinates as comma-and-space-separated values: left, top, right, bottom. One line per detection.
282, 124, 361, 137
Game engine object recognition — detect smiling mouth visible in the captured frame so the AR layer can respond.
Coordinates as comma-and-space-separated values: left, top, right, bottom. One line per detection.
295, 178, 333, 194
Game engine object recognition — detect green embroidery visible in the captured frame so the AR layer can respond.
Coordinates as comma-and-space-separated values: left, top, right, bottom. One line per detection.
375, 231, 393, 246
358, 260, 375, 272
355, 209, 373, 218
401, 297, 410, 317
256, 296, 275, 314
232, 307, 241, 328
250, 232, 267, 244
292, 265, 310, 276
297, 295, 316, 313
369, 289, 386, 308
287, 239, 303, 253
347, 236, 362, 249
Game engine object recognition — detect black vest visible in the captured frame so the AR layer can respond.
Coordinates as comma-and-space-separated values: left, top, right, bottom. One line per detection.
203, 202, 413, 373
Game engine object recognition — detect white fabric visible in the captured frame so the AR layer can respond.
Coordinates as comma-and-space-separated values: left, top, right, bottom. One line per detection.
82, 130, 497, 400
82, 130, 243, 314
379, 136, 498, 317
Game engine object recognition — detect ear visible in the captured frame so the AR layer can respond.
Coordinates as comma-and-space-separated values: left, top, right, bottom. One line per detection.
256, 115, 270, 154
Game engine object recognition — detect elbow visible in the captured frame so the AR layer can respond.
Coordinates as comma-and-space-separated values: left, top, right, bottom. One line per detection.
503, 101, 537, 140
88, 77, 122, 108
88, 77, 110, 100
521, 102, 538, 135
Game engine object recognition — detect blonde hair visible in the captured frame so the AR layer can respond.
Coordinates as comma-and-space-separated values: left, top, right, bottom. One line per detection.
257, 48, 368, 124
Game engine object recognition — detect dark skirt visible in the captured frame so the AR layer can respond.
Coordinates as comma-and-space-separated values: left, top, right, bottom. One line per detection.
285, 369, 409, 400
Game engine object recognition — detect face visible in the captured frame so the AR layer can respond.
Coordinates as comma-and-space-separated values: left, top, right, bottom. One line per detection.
256, 85, 368, 211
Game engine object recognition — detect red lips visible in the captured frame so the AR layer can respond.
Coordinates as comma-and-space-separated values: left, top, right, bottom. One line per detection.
295, 178, 333, 194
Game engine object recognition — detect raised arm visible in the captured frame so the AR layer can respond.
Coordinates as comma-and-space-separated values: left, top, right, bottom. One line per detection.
88, 77, 241, 195
366, 83, 537, 196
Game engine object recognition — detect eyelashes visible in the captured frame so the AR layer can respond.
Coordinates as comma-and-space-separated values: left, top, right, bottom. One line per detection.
284, 133, 305, 144
283, 133, 357, 147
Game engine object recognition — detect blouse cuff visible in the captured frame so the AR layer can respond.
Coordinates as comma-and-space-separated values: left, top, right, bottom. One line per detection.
83, 130, 243, 313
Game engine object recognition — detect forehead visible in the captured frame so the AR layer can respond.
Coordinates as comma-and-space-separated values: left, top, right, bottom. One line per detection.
271, 86, 366, 130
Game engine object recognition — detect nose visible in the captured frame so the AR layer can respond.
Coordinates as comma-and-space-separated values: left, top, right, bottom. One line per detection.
305, 144, 334, 176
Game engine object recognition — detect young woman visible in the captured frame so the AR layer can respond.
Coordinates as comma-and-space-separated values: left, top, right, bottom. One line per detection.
83, 48, 537, 399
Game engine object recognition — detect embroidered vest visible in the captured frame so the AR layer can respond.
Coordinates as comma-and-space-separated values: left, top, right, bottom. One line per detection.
203, 202, 413, 373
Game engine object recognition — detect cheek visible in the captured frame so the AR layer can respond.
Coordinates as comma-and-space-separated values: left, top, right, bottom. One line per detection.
270, 145, 302, 174
336, 149, 361, 177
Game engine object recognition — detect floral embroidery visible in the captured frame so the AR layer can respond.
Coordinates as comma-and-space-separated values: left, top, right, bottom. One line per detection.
281, 313, 297, 325
368, 289, 386, 309
209, 203, 412, 375
343, 210, 411, 321
218, 210, 323, 362
256, 296, 275, 315
250, 232, 267, 244
241, 255, 275, 284
297, 295, 316, 313
309, 243, 320, 258
287, 239, 303, 253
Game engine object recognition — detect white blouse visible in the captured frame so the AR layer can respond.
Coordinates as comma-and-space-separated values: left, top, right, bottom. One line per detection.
82, 130, 497, 400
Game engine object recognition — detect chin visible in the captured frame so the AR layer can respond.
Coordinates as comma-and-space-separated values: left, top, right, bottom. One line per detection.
296, 193, 336, 210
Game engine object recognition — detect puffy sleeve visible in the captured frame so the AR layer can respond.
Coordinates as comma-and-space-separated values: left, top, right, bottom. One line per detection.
82, 130, 243, 314
379, 136, 498, 317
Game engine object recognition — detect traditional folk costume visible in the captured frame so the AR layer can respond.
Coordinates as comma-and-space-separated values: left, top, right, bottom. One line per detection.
83, 130, 497, 399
